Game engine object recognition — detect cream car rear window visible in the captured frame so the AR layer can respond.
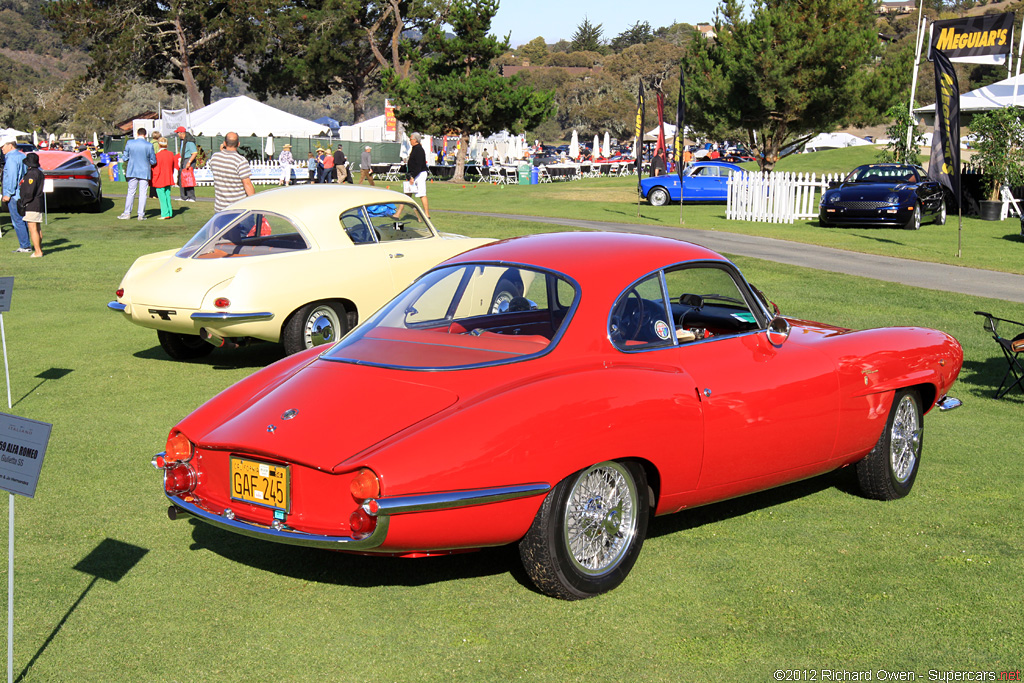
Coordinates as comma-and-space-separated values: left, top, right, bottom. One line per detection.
177, 211, 309, 259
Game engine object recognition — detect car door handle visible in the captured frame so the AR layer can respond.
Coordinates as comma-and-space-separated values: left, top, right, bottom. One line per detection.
390, 253, 404, 259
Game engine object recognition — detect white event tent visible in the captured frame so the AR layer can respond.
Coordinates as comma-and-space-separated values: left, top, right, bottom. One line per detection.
186, 96, 328, 137
803, 132, 874, 152
915, 73, 1024, 124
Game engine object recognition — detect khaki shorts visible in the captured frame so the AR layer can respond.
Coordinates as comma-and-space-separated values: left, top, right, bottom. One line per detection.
23, 211, 43, 223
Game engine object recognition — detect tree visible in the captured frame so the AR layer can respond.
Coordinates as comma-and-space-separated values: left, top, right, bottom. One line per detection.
969, 105, 1024, 201
570, 17, 604, 53
43, 0, 248, 109
519, 36, 548, 64
382, 0, 554, 181
878, 104, 921, 164
243, 0, 448, 123
684, 0, 881, 171
610, 21, 653, 52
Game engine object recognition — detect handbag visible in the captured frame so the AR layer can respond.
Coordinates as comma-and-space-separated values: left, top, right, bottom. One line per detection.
181, 167, 196, 188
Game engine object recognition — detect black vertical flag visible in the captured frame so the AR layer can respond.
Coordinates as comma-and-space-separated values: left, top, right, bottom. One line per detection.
675, 64, 686, 192
929, 49, 961, 206
634, 79, 645, 192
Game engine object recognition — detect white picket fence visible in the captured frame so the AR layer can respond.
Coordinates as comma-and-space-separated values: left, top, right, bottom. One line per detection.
726, 171, 844, 223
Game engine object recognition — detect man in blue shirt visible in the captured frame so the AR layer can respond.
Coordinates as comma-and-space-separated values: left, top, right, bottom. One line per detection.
1, 136, 31, 252
118, 128, 157, 220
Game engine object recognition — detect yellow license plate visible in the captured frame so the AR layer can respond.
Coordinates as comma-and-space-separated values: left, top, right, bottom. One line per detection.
230, 457, 290, 512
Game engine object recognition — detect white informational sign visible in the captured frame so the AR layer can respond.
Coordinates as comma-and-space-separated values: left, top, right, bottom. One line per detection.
42, 179, 54, 194
0, 413, 50, 499
0, 278, 11, 313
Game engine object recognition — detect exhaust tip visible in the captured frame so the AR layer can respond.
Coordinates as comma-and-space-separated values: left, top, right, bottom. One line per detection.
167, 504, 192, 521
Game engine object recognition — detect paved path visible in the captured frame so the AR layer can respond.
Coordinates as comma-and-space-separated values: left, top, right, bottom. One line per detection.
446, 211, 1024, 304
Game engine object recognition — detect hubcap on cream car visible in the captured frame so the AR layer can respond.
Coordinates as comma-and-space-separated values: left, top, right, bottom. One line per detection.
304, 305, 342, 347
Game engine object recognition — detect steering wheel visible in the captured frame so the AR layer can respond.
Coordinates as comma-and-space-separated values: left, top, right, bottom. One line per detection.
612, 289, 644, 342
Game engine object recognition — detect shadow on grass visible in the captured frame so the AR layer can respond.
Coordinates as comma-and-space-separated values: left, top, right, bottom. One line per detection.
17, 539, 149, 683
647, 467, 857, 541
133, 341, 285, 369
187, 521, 521, 589
1000, 232, 1024, 243
961, 355, 1024, 401
13, 368, 73, 408
183, 469, 861, 596
40, 238, 81, 255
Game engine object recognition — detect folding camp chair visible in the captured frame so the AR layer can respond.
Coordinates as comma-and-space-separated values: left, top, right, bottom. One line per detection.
974, 310, 1024, 398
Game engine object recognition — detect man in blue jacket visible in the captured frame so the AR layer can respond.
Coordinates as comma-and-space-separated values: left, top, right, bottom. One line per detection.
118, 128, 157, 220
1, 136, 31, 252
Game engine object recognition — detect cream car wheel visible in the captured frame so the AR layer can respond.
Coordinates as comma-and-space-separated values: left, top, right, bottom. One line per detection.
283, 302, 349, 355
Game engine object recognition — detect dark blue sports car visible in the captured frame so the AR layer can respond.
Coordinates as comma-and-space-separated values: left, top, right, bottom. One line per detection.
819, 164, 946, 230
640, 161, 744, 206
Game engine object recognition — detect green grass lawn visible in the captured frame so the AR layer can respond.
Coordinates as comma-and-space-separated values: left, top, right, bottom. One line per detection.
9, 181, 1019, 680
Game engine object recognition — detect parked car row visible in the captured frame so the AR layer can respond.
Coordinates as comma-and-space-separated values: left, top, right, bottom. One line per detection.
109, 185, 964, 600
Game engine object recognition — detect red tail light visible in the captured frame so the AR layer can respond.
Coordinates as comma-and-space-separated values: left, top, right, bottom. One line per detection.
349, 468, 380, 501
164, 463, 196, 495
116, 288, 124, 298
165, 431, 194, 464
348, 508, 376, 536
214, 297, 230, 309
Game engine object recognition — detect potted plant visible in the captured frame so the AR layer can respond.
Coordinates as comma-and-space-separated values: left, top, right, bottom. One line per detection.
969, 105, 1024, 220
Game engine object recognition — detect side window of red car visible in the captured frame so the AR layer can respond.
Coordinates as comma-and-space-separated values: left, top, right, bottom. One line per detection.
663, 264, 760, 342
609, 274, 672, 350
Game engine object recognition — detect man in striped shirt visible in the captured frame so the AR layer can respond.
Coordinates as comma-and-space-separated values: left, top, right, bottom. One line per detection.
208, 132, 254, 212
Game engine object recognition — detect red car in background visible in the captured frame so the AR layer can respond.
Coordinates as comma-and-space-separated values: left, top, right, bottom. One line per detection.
36, 150, 103, 212
153, 232, 963, 599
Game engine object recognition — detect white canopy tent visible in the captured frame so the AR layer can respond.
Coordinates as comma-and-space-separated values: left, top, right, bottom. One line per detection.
186, 96, 328, 137
915, 73, 1024, 124
803, 132, 874, 153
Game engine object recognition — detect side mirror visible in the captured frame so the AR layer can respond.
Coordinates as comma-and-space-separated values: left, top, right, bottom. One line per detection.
680, 293, 704, 309
767, 316, 790, 347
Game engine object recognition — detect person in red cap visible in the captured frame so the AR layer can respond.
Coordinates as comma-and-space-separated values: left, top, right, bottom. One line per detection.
175, 126, 197, 202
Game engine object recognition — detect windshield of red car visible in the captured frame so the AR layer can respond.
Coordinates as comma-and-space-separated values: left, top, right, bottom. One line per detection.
324, 264, 579, 370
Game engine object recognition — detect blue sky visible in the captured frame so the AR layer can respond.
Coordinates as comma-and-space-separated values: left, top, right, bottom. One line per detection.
490, 0, 723, 47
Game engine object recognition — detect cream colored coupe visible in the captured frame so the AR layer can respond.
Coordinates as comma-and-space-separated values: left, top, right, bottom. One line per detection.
108, 185, 493, 359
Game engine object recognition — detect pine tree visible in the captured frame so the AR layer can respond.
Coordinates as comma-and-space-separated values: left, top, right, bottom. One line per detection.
382, 0, 554, 182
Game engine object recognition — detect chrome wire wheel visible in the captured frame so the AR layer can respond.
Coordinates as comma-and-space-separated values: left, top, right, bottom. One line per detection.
304, 305, 342, 347
889, 394, 921, 484
563, 462, 639, 576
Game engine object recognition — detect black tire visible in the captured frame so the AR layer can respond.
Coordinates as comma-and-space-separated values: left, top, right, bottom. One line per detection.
904, 203, 922, 230
648, 187, 670, 207
818, 217, 832, 227
934, 198, 946, 226
88, 188, 103, 213
519, 460, 650, 600
157, 331, 215, 361
855, 389, 923, 500
490, 274, 524, 314
282, 301, 349, 355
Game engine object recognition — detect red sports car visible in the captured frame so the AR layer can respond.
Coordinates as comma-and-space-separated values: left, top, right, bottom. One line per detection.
154, 232, 963, 599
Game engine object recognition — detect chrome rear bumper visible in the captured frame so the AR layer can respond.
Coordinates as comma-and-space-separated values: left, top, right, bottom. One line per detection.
937, 395, 962, 411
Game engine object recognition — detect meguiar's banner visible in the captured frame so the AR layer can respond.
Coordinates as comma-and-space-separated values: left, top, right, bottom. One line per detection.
929, 12, 1014, 65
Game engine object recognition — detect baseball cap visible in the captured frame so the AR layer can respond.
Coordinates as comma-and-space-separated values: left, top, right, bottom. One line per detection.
0, 136, 16, 147
175, 126, 186, 133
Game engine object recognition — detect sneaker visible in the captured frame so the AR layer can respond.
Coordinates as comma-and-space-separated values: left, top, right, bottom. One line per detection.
117, 214, 130, 220
137, 216, 147, 221
185, 198, 196, 203
13, 248, 31, 253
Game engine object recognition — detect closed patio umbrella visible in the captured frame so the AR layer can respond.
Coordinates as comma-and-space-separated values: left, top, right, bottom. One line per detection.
569, 130, 579, 159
